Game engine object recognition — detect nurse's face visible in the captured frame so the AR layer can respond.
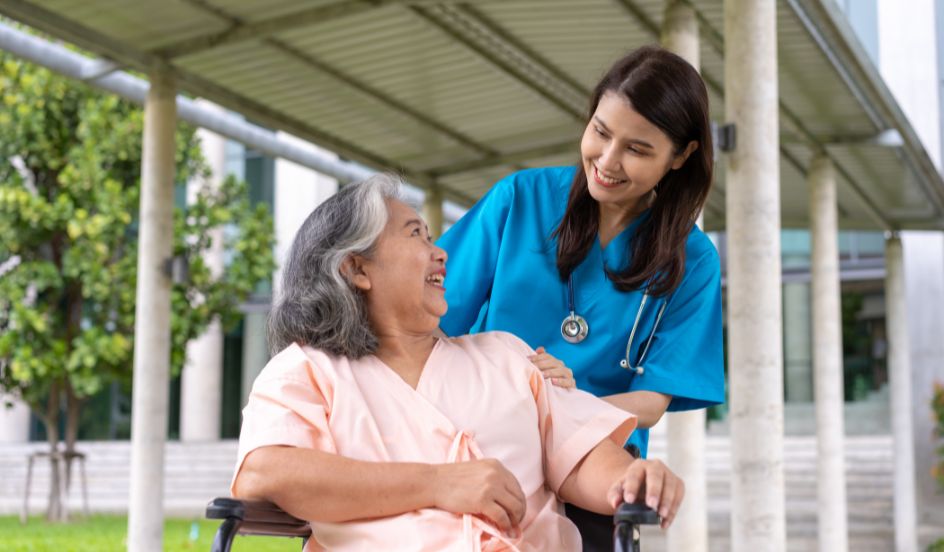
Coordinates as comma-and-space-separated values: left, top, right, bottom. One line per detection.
580, 92, 694, 215
352, 199, 449, 334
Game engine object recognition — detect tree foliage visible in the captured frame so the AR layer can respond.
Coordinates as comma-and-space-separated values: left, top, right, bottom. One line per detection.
0, 52, 275, 518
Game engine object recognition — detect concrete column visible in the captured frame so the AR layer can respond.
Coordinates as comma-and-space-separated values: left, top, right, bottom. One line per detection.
661, 3, 708, 552
127, 68, 176, 552
809, 154, 848, 552
180, 103, 226, 442
783, 282, 813, 402
665, 410, 707, 551
885, 236, 918, 552
273, 132, 338, 301
423, 185, 444, 238
0, 393, 31, 443
661, 0, 699, 68
723, 1, 786, 551
241, 310, 270, 407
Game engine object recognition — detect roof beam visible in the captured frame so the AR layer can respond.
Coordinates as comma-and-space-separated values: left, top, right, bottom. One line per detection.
428, 139, 577, 177
611, 0, 895, 229
263, 39, 499, 157
688, 0, 908, 228
155, 0, 403, 59
409, 3, 587, 120
786, 0, 944, 220
155, 0, 505, 59
176, 0, 501, 160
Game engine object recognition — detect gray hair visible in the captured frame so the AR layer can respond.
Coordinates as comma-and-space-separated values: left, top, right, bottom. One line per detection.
267, 174, 400, 358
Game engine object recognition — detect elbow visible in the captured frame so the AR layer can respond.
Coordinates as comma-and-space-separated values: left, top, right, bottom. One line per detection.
637, 408, 666, 429
232, 449, 274, 500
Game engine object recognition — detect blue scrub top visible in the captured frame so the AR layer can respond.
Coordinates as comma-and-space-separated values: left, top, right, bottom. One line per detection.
437, 166, 725, 457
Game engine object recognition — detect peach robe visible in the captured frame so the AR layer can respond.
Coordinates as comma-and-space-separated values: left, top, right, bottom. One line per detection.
233, 331, 636, 551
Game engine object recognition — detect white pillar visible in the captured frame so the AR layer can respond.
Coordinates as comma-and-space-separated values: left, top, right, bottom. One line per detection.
661, 0, 699, 67
273, 132, 338, 302
661, 3, 708, 552
180, 102, 227, 442
885, 236, 918, 552
423, 185, 444, 238
241, 310, 269, 407
724, 1, 786, 551
808, 154, 848, 552
0, 393, 31, 443
665, 409, 707, 551
127, 68, 176, 552
783, 282, 813, 402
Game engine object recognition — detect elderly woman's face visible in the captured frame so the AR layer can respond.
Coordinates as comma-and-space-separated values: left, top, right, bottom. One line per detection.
352, 199, 448, 332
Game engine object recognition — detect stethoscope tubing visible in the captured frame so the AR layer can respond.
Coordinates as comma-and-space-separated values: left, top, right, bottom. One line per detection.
564, 275, 671, 375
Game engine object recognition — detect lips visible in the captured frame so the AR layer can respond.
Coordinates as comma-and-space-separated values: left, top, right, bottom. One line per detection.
591, 164, 626, 188
425, 269, 446, 289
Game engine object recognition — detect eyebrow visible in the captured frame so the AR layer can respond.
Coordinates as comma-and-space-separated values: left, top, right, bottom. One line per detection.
593, 116, 655, 149
403, 218, 425, 230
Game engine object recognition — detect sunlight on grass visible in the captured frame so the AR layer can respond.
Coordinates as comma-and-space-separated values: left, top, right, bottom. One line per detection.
0, 515, 298, 551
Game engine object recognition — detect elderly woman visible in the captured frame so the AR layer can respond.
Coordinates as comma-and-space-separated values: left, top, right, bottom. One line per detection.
232, 175, 684, 551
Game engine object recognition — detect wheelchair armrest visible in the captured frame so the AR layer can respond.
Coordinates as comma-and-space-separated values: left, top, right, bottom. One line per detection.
613, 503, 660, 552
207, 497, 311, 552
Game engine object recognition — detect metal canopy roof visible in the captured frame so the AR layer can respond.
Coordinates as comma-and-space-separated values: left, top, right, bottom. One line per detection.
2, 0, 942, 231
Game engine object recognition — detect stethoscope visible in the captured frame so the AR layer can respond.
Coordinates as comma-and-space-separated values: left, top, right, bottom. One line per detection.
560, 275, 669, 376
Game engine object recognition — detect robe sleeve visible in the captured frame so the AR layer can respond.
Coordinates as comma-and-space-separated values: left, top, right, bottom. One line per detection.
493, 332, 637, 494
627, 239, 726, 412
230, 343, 337, 495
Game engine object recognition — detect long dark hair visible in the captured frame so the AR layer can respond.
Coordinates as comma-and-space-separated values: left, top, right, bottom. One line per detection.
554, 46, 712, 297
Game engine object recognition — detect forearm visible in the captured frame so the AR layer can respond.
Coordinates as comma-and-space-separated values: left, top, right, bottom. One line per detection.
557, 438, 633, 514
233, 445, 437, 523
602, 390, 671, 428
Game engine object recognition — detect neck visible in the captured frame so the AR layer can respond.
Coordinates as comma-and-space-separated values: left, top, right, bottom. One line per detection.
373, 329, 438, 387
598, 195, 650, 248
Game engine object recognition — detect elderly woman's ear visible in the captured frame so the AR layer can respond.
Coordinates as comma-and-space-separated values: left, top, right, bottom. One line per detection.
341, 255, 372, 291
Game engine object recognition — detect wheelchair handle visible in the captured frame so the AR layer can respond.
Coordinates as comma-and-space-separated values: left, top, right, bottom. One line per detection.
613, 502, 661, 552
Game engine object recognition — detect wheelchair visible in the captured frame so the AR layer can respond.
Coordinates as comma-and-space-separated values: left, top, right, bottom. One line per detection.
206, 497, 660, 552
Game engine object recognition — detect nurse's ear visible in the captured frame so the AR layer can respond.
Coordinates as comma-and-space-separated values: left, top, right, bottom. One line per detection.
341, 254, 372, 291
671, 140, 699, 170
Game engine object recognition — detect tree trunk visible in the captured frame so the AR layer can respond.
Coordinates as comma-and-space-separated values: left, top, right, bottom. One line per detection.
63, 383, 83, 508
42, 379, 63, 522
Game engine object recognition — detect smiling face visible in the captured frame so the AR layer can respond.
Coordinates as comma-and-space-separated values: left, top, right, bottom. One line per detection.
348, 198, 448, 336
580, 91, 694, 218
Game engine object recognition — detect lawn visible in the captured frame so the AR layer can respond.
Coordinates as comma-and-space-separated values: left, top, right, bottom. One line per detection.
0, 515, 298, 551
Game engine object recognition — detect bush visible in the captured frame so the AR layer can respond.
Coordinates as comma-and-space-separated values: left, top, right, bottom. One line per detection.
932, 381, 944, 489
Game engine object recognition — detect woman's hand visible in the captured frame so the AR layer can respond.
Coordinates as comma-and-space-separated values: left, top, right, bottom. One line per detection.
607, 458, 684, 529
431, 459, 526, 536
529, 346, 575, 388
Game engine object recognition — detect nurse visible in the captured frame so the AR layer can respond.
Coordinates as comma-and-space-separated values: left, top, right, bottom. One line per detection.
437, 46, 724, 546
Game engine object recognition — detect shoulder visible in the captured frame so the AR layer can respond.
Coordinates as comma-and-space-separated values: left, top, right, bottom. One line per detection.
494, 166, 576, 199
449, 331, 534, 357
255, 343, 338, 384
684, 225, 721, 275
449, 332, 541, 396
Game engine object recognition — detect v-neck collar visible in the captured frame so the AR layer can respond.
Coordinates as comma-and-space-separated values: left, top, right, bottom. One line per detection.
370, 337, 444, 393
598, 208, 650, 268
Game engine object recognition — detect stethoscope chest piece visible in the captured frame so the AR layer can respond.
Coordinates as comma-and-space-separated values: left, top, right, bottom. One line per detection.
560, 313, 589, 344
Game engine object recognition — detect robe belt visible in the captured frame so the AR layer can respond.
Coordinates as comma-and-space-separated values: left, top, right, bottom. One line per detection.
447, 430, 522, 552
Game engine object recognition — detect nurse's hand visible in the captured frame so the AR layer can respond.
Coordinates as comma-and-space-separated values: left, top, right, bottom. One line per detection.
607, 458, 684, 529
529, 346, 575, 388
431, 458, 526, 537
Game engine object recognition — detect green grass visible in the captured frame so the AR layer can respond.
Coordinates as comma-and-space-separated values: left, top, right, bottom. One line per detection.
0, 515, 298, 551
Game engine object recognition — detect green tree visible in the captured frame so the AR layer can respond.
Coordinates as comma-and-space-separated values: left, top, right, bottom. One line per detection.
0, 53, 275, 520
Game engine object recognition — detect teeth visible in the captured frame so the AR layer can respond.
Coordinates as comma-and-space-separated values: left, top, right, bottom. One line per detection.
595, 166, 623, 185
426, 274, 444, 285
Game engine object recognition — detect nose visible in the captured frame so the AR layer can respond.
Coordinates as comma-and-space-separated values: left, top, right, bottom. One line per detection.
432, 243, 448, 264
598, 142, 621, 172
